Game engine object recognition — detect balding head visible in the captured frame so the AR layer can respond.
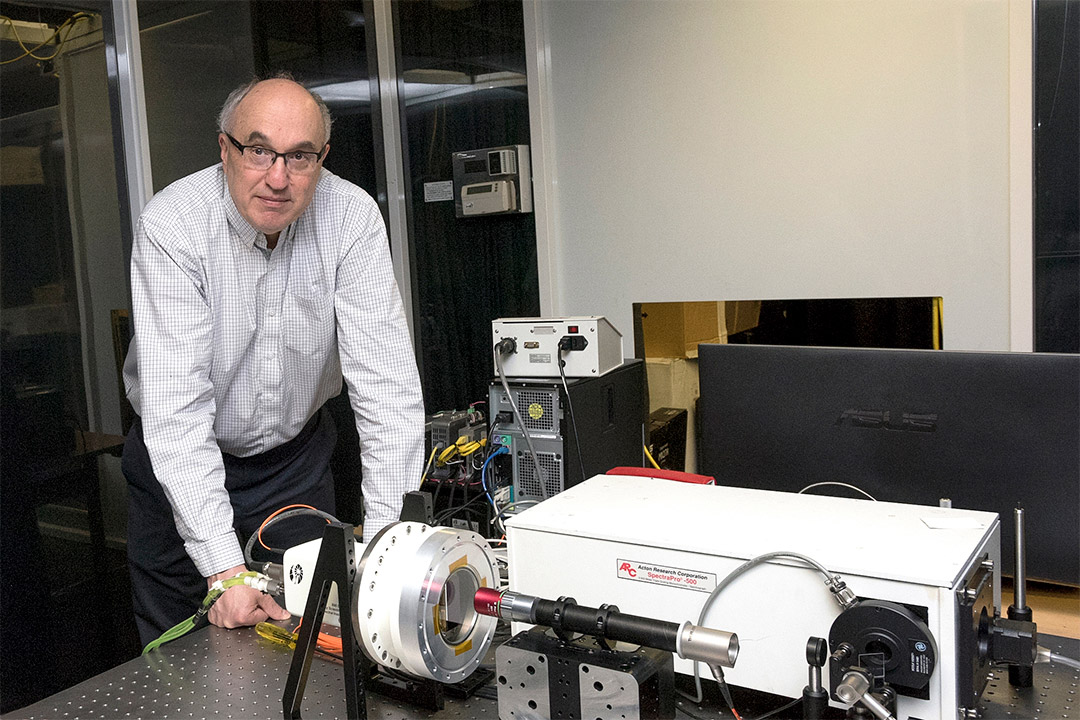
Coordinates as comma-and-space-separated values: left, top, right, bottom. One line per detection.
219, 74, 332, 146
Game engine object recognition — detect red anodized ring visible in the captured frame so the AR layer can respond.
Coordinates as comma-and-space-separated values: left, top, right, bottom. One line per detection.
473, 587, 503, 617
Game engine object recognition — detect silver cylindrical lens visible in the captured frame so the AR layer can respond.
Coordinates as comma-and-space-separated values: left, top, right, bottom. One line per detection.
678, 623, 739, 668
497, 590, 540, 622
836, 670, 871, 704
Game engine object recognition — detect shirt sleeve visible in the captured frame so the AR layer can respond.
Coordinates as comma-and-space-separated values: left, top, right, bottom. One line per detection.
334, 200, 425, 541
129, 213, 244, 576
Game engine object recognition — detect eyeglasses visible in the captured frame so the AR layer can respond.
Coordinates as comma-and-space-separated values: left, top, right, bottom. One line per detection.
224, 132, 327, 174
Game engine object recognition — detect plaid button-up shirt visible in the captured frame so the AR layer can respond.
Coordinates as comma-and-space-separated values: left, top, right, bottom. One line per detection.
124, 164, 423, 575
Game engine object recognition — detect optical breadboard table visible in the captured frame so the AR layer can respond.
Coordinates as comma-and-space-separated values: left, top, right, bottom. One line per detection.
5, 626, 1077, 719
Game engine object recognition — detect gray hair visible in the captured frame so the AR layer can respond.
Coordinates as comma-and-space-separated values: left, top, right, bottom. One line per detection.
217, 71, 333, 146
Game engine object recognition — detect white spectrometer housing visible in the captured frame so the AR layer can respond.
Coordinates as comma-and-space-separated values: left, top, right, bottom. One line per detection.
505, 474, 1003, 720
282, 522, 499, 684
492, 316, 623, 378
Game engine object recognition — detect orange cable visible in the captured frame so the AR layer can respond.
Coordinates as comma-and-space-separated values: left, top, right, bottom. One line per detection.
257, 503, 330, 552
295, 616, 344, 653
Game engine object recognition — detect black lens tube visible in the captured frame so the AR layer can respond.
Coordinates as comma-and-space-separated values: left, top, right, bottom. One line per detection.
475, 590, 738, 668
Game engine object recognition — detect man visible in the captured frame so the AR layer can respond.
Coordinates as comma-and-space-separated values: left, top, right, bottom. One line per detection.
122, 75, 424, 645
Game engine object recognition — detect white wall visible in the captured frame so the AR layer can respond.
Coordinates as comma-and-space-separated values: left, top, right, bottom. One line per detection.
529, 0, 1022, 351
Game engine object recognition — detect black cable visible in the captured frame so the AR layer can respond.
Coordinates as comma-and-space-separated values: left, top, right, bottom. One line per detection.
431, 475, 445, 510
745, 696, 803, 720
435, 484, 471, 521
710, 665, 737, 718
445, 479, 457, 518
434, 506, 487, 526
491, 456, 506, 495
244, 507, 340, 566
434, 492, 489, 524
557, 348, 588, 484
675, 703, 721, 720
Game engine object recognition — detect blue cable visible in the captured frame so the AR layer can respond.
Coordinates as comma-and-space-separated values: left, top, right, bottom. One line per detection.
482, 445, 510, 519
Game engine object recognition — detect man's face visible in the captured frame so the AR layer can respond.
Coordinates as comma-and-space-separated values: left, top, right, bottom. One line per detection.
218, 79, 329, 241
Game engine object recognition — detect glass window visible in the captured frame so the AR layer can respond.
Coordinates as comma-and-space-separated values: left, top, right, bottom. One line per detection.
138, 0, 379, 195
1, 2, 135, 710
395, 0, 539, 412
137, 1, 256, 191
1, 4, 129, 440
1034, 0, 1079, 352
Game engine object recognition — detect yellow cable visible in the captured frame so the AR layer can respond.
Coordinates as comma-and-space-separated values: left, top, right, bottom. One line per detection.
0, 12, 91, 65
456, 436, 487, 457
932, 297, 943, 349
420, 445, 437, 485
437, 444, 458, 466
643, 444, 661, 470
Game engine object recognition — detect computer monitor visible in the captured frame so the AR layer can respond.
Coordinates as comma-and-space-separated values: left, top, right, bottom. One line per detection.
698, 344, 1079, 584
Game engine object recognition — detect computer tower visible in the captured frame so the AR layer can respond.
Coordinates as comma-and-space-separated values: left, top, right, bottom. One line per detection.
488, 359, 645, 502
647, 407, 688, 472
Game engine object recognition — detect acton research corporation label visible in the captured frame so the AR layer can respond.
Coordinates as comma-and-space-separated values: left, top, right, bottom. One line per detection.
617, 559, 716, 593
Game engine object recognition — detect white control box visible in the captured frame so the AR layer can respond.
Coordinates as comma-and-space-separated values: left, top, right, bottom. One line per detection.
461, 179, 516, 216
506, 475, 1001, 720
492, 316, 623, 378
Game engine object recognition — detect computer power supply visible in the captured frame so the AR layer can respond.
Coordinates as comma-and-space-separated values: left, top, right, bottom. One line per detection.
488, 359, 645, 502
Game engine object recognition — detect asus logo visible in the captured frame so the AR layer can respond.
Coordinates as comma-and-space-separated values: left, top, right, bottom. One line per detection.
836, 409, 938, 433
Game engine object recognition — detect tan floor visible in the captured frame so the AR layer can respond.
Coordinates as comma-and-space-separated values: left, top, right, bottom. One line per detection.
1002, 579, 1080, 640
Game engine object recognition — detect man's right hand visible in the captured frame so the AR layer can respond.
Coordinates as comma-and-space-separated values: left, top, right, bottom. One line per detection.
206, 564, 290, 629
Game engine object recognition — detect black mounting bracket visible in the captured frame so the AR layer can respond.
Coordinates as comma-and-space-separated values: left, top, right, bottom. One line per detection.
283, 522, 369, 720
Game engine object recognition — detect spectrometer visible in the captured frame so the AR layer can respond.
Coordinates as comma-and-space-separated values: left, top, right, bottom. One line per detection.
505, 474, 1037, 720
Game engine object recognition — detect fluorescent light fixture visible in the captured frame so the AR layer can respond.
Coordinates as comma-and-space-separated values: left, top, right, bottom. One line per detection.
311, 71, 526, 107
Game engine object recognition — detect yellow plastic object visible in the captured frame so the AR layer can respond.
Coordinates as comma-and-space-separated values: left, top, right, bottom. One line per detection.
256, 622, 297, 650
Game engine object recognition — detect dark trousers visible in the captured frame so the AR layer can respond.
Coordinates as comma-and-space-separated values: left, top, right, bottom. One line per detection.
123, 408, 337, 646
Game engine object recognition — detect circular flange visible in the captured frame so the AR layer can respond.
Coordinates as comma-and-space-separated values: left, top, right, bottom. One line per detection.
353, 522, 498, 683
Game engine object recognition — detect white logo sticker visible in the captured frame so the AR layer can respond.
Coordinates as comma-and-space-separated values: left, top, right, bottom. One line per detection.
617, 559, 716, 593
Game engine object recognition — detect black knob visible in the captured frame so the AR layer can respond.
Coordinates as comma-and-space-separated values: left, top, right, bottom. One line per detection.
806, 636, 828, 667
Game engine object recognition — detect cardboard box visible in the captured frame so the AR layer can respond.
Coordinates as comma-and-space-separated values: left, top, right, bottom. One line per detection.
640, 302, 722, 358
640, 301, 763, 357
721, 300, 762, 340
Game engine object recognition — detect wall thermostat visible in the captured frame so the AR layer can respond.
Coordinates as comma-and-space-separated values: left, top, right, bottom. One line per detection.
452, 145, 532, 218
461, 180, 516, 216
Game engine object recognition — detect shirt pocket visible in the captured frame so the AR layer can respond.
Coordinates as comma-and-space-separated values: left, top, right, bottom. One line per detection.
282, 290, 336, 357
